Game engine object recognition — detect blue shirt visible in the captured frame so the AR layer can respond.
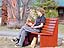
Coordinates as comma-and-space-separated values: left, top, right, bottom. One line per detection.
34, 16, 46, 30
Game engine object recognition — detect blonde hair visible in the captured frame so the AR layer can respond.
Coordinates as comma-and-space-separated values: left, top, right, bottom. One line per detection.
36, 8, 45, 15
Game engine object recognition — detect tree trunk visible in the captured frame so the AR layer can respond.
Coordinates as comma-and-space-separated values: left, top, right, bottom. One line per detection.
2, 0, 30, 28
1, 0, 7, 26
20, 0, 30, 26
7, 0, 20, 28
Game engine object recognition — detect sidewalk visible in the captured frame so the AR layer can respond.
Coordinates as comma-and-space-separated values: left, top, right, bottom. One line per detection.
0, 30, 18, 36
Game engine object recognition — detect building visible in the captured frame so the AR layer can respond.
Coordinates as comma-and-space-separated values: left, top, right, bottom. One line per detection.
55, 0, 64, 20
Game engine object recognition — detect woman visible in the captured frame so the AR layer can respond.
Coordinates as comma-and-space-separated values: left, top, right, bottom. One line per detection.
12, 8, 46, 47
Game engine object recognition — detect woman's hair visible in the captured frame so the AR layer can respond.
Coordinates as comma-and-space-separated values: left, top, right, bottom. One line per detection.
36, 8, 45, 15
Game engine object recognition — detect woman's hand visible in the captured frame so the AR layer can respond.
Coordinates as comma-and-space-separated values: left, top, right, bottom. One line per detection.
31, 23, 43, 29
26, 22, 33, 27
28, 22, 33, 26
31, 26, 37, 29
31, 25, 34, 28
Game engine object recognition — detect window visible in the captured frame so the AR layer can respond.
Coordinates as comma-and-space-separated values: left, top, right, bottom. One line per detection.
59, 9, 64, 14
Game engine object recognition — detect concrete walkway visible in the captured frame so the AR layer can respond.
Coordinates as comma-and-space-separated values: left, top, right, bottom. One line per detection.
0, 30, 64, 38
0, 30, 18, 36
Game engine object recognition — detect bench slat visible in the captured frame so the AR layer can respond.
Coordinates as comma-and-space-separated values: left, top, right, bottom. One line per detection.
31, 32, 53, 35
43, 25, 55, 29
42, 28, 54, 32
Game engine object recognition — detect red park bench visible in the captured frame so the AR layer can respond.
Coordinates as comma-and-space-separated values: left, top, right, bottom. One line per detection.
27, 18, 58, 47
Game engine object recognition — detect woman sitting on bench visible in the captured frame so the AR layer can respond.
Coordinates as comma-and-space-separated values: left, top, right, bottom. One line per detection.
12, 8, 46, 47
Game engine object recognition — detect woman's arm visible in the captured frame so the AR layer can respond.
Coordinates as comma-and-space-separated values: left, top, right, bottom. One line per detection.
31, 23, 43, 28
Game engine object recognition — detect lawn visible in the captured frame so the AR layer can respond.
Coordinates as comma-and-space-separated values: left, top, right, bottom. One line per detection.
58, 24, 64, 34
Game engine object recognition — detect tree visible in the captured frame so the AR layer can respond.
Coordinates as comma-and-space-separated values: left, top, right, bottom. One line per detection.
6, 0, 31, 28
2, 0, 30, 28
1, 0, 7, 26
20, 0, 30, 26
42, 0, 58, 18
6, 0, 20, 28
31, 0, 58, 18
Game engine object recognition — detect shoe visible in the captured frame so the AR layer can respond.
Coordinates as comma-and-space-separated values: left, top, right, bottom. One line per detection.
12, 38, 17, 42
11, 38, 20, 45
15, 44, 21, 47
15, 43, 22, 47
16, 44, 21, 46
12, 37, 19, 42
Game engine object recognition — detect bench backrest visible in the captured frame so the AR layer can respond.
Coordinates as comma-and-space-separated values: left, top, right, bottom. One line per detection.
41, 18, 58, 35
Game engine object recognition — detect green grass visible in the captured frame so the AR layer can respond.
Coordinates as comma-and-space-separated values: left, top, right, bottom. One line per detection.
58, 24, 64, 34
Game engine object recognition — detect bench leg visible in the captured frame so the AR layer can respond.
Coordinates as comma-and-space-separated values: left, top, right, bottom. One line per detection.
30, 37, 37, 48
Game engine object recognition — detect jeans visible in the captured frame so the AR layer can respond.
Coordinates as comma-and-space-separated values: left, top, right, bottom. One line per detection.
17, 25, 40, 46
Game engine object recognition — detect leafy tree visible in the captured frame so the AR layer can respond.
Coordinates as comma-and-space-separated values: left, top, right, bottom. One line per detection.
31, 0, 58, 18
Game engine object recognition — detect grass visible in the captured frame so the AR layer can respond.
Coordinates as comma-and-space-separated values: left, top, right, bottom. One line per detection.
58, 24, 64, 34
0, 26, 20, 32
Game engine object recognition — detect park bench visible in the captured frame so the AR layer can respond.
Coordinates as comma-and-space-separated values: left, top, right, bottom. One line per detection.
28, 18, 58, 47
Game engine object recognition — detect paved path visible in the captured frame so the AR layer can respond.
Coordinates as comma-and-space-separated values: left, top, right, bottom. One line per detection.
0, 30, 18, 36
0, 30, 64, 38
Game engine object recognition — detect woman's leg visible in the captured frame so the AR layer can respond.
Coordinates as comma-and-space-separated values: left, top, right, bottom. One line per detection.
16, 25, 27, 39
23, 25, 40, 32
16, 25, 40, 46
17, 24, 40, 39
17, 30, 27, 46
12, 25, 27, 44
